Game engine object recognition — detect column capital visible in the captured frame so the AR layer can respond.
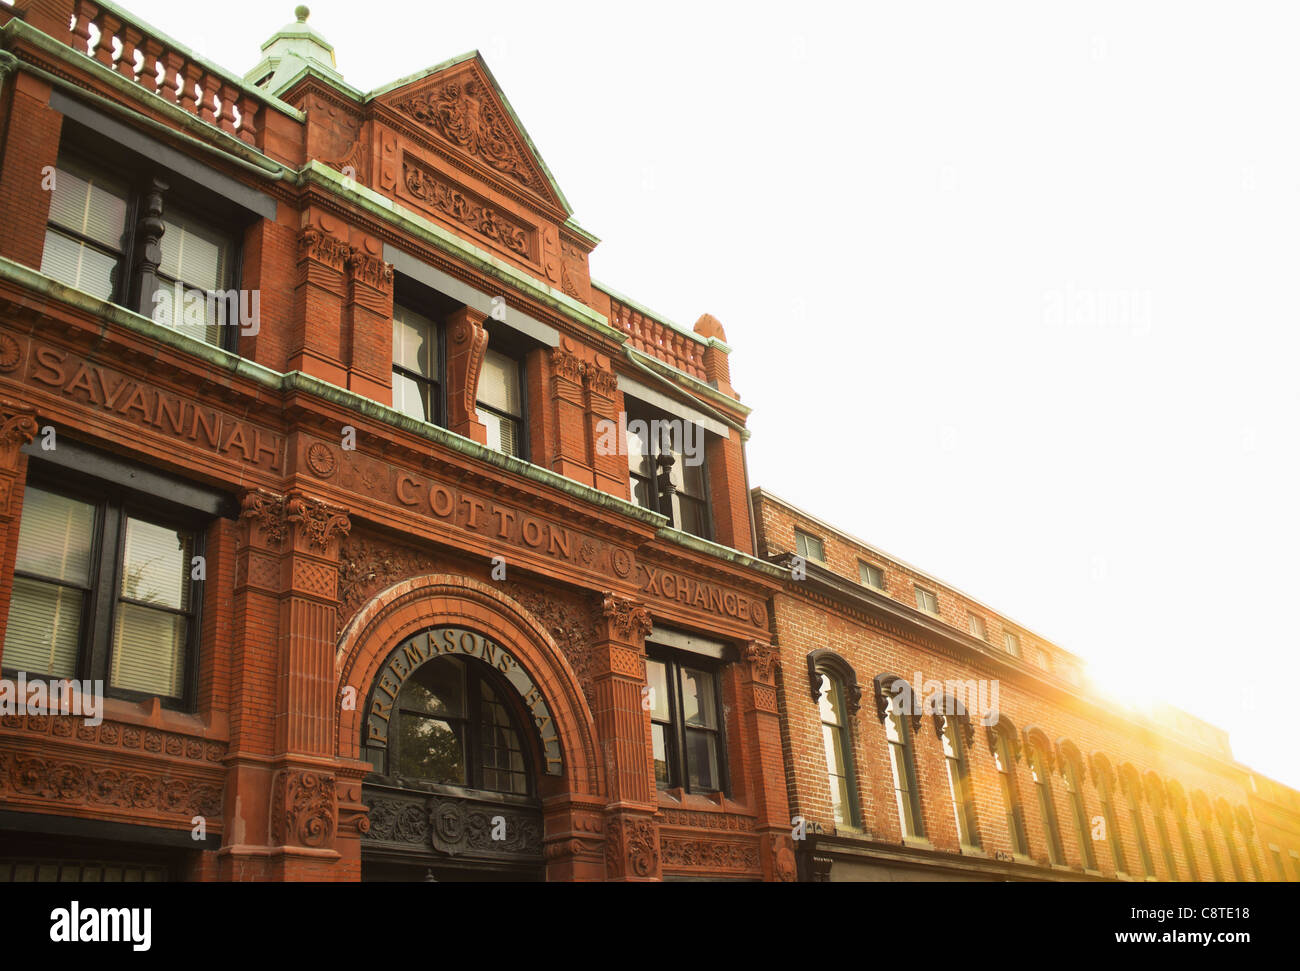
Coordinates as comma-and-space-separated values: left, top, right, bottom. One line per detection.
599, 592, 653, 645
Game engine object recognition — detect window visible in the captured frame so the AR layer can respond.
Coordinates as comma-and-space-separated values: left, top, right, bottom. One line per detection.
1121, 773, 1155, 878
1170, 793, 1201, 882
625, 400, 712, 540
991, 730, 1029, 856
858, 561, 884, 590
794, 530, 824, 562
1217, 810, 1245, 881
387, 655, 530, 795
1193, 797, 1226, 881
1028, 743, 1065, 865
1147, 781, 1182, 881
646, 649, 726, 794
1004, 631, 1021, 657
476, 348, 525, 458
967, 613, 986, 639
1269, 845, 1287, 881
392, 303, 442, 424
1033, 648, 1050, 671
914, 586, 938, 615
818, 673, 857, 829
1061, 756, 1098, 870
940, 713, 980, 848
41, 156, 128, 304
1095, 765, 1128, 875
881, 683, 925, 839
40, 150, 241, 350
3, 480, 203, 707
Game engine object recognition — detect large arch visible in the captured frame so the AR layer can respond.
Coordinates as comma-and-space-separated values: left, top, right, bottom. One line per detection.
336, 574, 604, 799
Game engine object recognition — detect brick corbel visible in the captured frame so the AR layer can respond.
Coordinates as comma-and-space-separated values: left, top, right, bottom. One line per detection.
445, 306, 488, 444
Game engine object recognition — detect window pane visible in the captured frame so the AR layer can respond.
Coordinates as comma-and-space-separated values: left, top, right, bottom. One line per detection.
646, 658, 670, 721
160, 210, 231, 292
626, 425, 653, 479
652, 723, 670, 788
120, 519, 191, 610
479, 408, 521, 457
399, 658, 465, 718
672, 495, 709, 538
111, 602, 185, 697
477, 349, 521, 416
3, 577, 81, 678
393, 371, 433, 423
680, 667, 717, 729
685, 728, 719, 792
47, 162, 128, 250
396, 713, 466, 785
150, 278, 222, 345
14, 487, 94, 584
479, 679, 526, 795
818, 674, 842, 725
40, 229, 120, 301
393, 306, 439, 378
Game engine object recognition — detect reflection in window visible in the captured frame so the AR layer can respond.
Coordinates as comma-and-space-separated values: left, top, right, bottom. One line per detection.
392, 304, 441, 424
941, 714, 979, 848
476, 348, 524, 458
818, 673, 857, 828
883, 689, 925, 839
646, 650, 726, 794
389, 655, 530, 796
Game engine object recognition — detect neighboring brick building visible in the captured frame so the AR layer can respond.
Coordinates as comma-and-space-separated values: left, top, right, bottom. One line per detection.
752, 489, 1284, 881
0, 0, 789, 881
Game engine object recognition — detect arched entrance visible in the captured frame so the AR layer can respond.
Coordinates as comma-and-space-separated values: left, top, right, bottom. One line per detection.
335, 575, 604, 882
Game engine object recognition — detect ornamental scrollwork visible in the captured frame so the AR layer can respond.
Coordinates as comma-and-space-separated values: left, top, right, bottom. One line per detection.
601, 593, 653, 642
286, 492, 351, 552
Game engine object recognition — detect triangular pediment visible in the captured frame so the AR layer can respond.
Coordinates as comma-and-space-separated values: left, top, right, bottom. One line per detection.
370, 54, 570, 215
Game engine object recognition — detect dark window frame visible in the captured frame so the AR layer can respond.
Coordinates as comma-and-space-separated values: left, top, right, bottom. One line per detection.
5, 465, 208, 712
646, 645, 729, 797
476, 326, 531, 462
624, 397, 713, 541
391, 298, 447, 428
43, 133, 247, 354
382, 654, 537, 798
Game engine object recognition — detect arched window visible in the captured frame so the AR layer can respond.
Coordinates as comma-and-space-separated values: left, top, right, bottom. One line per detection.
936, 701, 979, 848
986, 721, 1029, 856
1192, 791, 1226, 881
1059, 743, 1097, 870
809, 651, 862, 830
818, 672, 856, 827
874, 673, 925, 840
1091, 754, 1128, 875
1235, 806, 1264, 881
1166, 782, 1201, 882
1215, 800, 1245, 881
1119, 765, 1155, 879
1145, 773, 1182, 881
383, 654, 533, 796
1025, 729, 1064, 865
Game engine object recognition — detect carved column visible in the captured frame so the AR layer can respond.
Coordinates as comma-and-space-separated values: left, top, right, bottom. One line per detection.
291, 221, 350, 386
548, 336, 591, 484
584, 354, 626, 497
445, 306, 488, 445
739, 638, 796, 881
131, 177, 167, 318
0, 401, 38, 655
271, 489, 351, 880
343, 239, 394, 403
594, 593, 660, 880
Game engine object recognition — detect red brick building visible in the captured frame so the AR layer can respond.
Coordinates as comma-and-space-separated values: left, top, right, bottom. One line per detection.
0, 1, 1288, 885
752, 489, 1285, 882
0, 0, 790, 881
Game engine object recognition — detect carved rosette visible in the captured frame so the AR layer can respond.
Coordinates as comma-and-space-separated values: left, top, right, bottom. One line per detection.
239, 488, 288, 547
605, 815, 659, 880
286, 492, 351, 553
601, 593, 653, 644
270, 770, 336, 848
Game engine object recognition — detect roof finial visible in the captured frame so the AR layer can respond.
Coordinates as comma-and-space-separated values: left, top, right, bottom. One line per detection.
295, 5, 310, 22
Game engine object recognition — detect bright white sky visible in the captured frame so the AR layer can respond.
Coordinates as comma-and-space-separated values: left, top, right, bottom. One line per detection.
101, 1, 1298, 789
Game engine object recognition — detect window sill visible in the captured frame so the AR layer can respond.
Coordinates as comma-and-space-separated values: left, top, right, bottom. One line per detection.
901, 836, 934, 851
99, 695, 226, 740
958, 844, 988, 858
